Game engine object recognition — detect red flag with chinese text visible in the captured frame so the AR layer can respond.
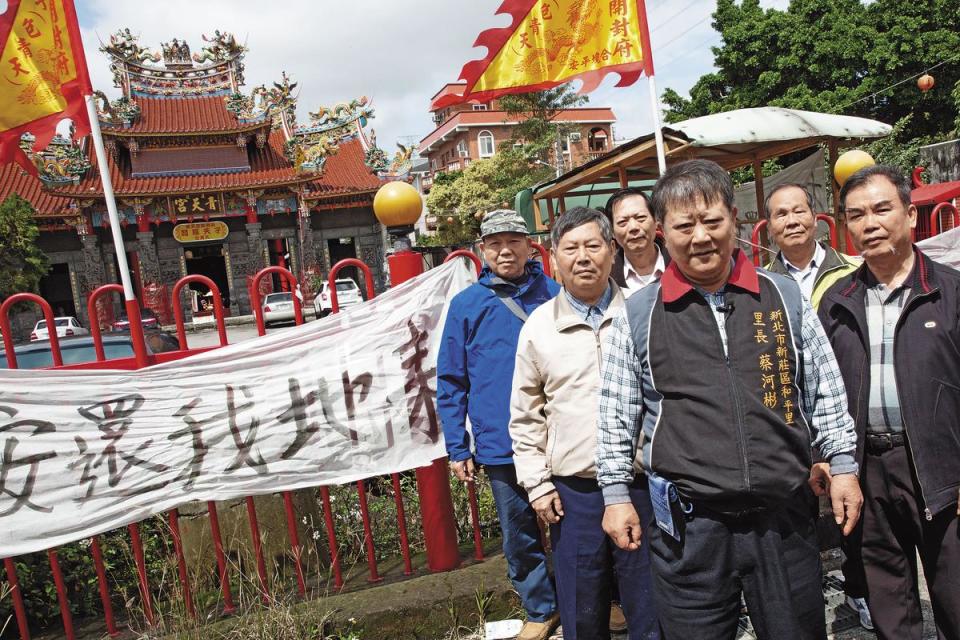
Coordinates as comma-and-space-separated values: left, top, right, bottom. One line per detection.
432, 0, 654, 109
0, 0, 92, 174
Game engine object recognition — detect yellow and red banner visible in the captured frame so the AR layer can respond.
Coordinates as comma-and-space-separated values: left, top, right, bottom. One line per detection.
0, 0, 91, 172
433, 0, 654, 109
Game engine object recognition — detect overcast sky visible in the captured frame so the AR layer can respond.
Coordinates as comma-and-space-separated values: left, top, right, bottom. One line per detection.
72, 0, 791, 152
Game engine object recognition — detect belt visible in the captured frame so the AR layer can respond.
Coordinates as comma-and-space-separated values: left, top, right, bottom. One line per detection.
864, 432, 906, 454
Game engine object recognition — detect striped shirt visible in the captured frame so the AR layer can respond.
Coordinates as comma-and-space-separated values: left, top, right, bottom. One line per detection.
865, 281, 909, 433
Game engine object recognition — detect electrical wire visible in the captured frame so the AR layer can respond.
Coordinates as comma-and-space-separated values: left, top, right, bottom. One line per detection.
835, 53, 960, 112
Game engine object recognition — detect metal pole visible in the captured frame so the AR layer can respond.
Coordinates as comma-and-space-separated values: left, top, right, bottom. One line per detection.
84, 94, 149, 367
647, 75, 667, 176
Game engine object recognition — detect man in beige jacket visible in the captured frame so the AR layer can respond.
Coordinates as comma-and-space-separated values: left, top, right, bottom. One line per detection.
510, 207, 659, 640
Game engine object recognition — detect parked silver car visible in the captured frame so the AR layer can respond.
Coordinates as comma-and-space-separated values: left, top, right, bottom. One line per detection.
262, 291, 297, 326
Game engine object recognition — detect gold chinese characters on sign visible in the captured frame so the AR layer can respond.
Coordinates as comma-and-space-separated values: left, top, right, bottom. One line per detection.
173, 221, 229, 244
168, 193, 222, 218
755, 309, 797, 425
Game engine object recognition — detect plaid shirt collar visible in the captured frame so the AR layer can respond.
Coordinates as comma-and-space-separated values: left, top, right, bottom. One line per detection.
661, 249, 760, 303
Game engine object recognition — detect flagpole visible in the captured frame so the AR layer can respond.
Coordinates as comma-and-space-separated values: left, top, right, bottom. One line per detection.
636, 0, 667, 176
84, 93, 150, 367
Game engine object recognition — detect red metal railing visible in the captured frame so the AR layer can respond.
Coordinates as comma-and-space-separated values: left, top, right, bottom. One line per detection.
248, 267, 308, 599
750, 214, 855, 267
0, 258, 496, 639
930, 202, 959, 237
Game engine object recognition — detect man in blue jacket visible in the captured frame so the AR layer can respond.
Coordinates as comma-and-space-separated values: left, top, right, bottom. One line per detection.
438, 209, 561, 640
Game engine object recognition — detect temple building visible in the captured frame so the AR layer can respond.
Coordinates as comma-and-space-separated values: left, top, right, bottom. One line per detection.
2, 30, 392, 328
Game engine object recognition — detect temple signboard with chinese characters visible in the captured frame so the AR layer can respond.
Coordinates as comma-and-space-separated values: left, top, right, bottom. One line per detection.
169, 193, 223, 218
173, 221, 229, 243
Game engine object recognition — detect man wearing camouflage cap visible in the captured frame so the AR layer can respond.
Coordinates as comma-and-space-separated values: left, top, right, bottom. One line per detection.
439, 209, 561, 640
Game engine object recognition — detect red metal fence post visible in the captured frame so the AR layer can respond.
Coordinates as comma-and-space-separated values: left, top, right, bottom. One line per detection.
389, 249, 460, 572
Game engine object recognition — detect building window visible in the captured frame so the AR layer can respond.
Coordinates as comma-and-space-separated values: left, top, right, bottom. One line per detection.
561, 135, 570, 154
471, 103, 488, 111
448, 162, 461, 171
588, 127, 608, 152
457, 139, 468, 158
478, 130, 495, 158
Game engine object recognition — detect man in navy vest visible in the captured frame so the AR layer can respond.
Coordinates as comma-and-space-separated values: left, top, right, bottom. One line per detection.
438, 209, 561, 640
596, 160, 863, 640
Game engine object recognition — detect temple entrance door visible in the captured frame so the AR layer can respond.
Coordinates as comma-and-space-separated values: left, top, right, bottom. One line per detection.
328, 237, 359, 287
39, 263, 76, 318
184, 243, 230, 312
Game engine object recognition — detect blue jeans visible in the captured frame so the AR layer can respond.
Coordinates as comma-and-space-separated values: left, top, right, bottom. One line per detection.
551, 476, 660, 640
486, 463, 558, 622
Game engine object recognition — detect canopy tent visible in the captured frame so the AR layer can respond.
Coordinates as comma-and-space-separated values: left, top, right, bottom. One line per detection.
529, 107, 892, 238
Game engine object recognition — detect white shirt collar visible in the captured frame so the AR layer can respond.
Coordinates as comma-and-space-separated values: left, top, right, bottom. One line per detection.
623, 245, 665, 296
783, 242, 825, 275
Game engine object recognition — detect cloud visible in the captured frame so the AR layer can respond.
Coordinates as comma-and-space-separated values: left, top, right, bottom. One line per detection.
76, 0, 790, 151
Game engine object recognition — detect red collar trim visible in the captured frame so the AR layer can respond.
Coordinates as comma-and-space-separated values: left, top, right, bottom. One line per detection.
661, 249, 761, 303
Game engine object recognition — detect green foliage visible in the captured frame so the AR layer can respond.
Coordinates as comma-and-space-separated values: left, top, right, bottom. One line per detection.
663, 0, 960, 148
425, 149, 553, 246
0, 194, 49, 300
498, 84, 589, 160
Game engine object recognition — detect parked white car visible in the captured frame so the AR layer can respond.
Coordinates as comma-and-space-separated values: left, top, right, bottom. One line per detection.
261, 291, 297, 326
30, 316, 89, 341
314, 279, 363, 317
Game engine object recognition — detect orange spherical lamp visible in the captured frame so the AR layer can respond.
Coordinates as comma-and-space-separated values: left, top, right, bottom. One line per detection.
373, 181, 423, 230
834, 150, 876, 187
917, 74, 935, 93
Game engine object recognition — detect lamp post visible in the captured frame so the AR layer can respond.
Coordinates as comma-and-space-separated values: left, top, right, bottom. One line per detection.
373, 181, 461, 573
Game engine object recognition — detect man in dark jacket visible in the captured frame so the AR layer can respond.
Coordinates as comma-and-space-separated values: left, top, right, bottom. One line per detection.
604, 188, 669, 297
818, 165, 960, 640
598, 159, 862, 640
762, 183, 871, 630
437, 209, 561, 640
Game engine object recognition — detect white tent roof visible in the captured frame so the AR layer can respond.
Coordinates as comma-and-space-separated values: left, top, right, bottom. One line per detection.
672, 107, 892, 149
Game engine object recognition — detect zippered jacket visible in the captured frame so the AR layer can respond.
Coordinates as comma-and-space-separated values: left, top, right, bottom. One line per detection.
765, 241, 861, 309
509, 283, 640, 502
437, 260, 560, 466
818, 248, 960, 517
597, 250, 857, 512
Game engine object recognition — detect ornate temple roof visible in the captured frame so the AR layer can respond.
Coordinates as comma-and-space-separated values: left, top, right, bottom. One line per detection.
48, 136, 379, 198
102, 96, 267, 136
0, 164, 71, 217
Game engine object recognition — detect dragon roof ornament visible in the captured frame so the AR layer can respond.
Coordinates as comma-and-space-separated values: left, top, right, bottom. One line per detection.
101, 30, 246, 96
225, 71, 298, 128
278, 95, 378, 176
19, 132, 92, 188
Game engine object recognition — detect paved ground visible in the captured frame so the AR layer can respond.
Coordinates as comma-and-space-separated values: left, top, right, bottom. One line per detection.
178, 316, 311, 349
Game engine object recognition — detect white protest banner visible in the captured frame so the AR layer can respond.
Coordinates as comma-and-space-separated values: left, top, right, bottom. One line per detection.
0, 260, 475, 557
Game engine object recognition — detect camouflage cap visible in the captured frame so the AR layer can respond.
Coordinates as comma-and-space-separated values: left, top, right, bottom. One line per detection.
479, 209, 529, 238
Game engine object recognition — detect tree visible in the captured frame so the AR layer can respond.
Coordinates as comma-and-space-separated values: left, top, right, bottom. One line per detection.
661, 0, 960, 171
0, 194, 50, 299
499, 84, 589, 166
424, 147, 555, 246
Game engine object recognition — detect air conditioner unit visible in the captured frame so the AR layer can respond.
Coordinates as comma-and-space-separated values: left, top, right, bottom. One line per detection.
458, 149, 469, 158
569, 132, 582, 142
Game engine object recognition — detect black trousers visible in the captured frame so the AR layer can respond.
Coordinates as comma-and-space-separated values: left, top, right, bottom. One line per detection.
861, 444, 960, 640
647, 489, 826, 640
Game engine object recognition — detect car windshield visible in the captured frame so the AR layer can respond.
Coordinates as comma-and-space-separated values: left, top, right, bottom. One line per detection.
55, 319, 70, 327
336, 282, 357, 292
265, 293, 293, 303
36, 321, 46, 330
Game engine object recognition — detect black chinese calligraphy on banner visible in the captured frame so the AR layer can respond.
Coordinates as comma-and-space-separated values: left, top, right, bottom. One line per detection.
0, 261, 474, 557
